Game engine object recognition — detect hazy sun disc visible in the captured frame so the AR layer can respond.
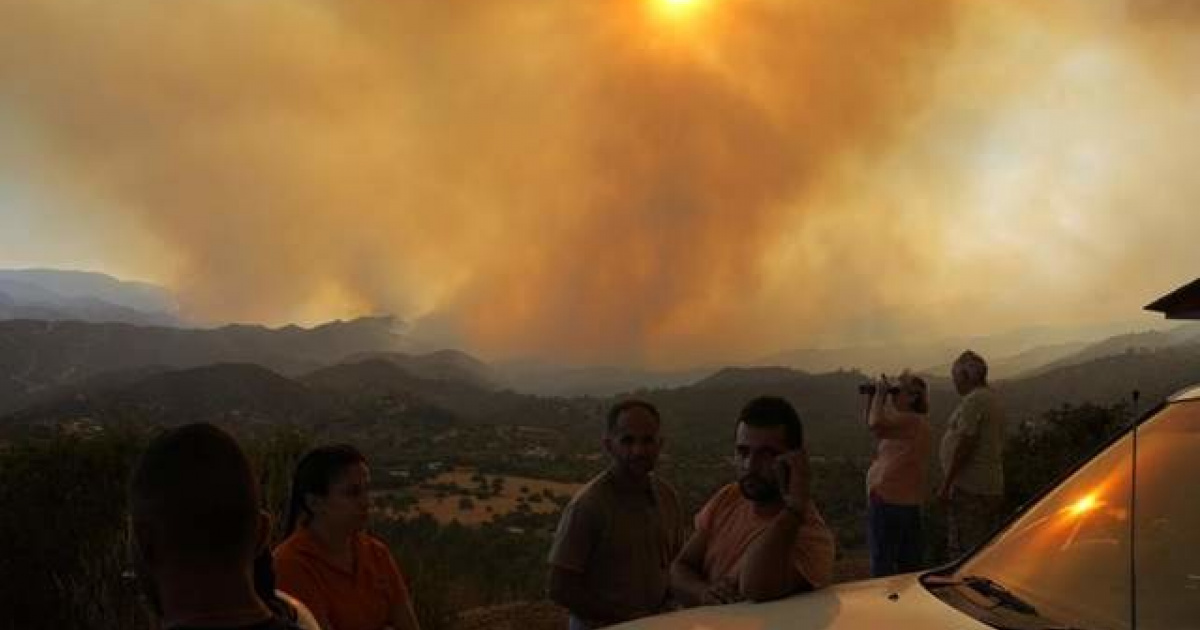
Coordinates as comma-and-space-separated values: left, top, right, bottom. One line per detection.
657, 0, 703, 16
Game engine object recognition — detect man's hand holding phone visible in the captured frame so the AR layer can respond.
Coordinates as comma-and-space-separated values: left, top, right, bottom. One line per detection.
774, 448, 811, 516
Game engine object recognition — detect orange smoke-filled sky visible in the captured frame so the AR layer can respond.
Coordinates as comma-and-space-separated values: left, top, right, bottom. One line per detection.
1, 0, 1197, 366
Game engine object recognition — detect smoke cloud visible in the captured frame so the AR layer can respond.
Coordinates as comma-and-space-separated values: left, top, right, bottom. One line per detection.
2, 0, 1197, 366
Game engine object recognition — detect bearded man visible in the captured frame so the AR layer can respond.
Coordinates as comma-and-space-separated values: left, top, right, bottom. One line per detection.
671, 396, 836, 606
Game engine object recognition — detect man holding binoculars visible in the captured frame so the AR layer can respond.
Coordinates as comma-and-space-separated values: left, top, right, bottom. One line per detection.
861, 372, 931, 577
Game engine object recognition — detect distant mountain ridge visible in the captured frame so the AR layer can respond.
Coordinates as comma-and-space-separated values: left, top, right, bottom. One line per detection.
7, 329, 1200, 461
0, 269, 175, 312
0, 268, 181, 326
6, 268, 1190, 399
1016, 326, 1200, 377
694, 366, 812, 389
4, 363, 334, 427
0, 316, 418, 413
998, 343, 1200, 424
762, 320, 1178, 378
491, 359, 712, 397
6, 278, 1200, 447
921, 341, 1090, 379
3, 357, 591, 433
340, 350, 497, 390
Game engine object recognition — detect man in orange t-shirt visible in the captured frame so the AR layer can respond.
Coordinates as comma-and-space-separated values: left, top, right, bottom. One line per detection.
672, 396, 836, 606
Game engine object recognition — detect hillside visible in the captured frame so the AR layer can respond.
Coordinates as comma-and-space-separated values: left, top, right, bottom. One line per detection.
921, 341, 1090, 379
0, 317, 418, 412
694, 366, 812, 389
1018, 326, 1200, 377
0, 268, 180, 326
339, 350, 498, 390
0, 269, 175, 313
302, 359, 592, 429
6, 316, 1200, 458
762, 320, 1178, 377
491, 360, 711, 397
1, 354, 597, 438
4, 363, 332, 427
998, 344, 1200, 423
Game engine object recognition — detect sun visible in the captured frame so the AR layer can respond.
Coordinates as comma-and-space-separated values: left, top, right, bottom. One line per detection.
643, 0, 715, 46
655, 0, 705, 17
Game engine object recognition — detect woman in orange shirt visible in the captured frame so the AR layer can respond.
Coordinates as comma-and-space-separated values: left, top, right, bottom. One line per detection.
274, 445, 421, 630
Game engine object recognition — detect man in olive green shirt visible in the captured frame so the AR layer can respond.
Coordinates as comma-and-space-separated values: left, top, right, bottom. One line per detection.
548, 400, 686, 629
939, 350, 1006, 556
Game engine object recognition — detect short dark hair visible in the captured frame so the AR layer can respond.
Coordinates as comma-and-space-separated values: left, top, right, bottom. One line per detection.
129, 423, 260, 567
737, 396, 804, 449
606, 399, 661, 435
283, 444, 367, 535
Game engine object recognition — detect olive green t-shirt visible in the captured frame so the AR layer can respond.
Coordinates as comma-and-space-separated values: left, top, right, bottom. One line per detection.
548, 469, 686, 621
940, 386, 1006, 496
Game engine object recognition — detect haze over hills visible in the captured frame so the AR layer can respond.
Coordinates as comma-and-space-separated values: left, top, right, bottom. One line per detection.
490, 359, 713, 397
761, 320, 1181, 379
3, 357, 596, 441
920, 341, 1090, 381
4, 312, 1200, 416
340, 350, 498, 391
0, 268, 182, 327
0, 316, 419, 413
302, 359, 590, 427
7, 321, 1200, 461
4, 268, 1194, 398
1016, 326, 1200, 377
5, 363, 333, 428
998, 344, 1200, 423
4, 268, 1200, 424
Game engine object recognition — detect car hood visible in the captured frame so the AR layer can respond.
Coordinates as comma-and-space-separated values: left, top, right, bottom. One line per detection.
612, 573, 991, 630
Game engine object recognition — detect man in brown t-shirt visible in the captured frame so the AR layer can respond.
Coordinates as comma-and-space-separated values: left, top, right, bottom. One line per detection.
548, 400, 686, 629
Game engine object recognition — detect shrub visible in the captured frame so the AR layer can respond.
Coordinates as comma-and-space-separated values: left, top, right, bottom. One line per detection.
0, 425, 150, 630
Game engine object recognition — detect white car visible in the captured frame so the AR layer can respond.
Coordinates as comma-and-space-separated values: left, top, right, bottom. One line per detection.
616, 383, 1200, 630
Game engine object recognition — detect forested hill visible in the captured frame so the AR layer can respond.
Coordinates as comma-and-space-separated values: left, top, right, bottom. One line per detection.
0, 317, 417, 413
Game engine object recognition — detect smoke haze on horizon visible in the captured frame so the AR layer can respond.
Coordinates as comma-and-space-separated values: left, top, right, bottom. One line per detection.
2, 0, 1198, 367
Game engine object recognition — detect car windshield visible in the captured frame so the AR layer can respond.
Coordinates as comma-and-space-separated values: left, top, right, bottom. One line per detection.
939, 399, 1200, 630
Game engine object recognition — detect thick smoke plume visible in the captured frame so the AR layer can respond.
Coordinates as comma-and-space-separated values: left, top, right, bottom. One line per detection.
2, 0, 1197, 366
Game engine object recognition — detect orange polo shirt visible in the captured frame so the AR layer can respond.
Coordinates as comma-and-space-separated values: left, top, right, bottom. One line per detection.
273, 528, 410, 630
695, 484, 836, 590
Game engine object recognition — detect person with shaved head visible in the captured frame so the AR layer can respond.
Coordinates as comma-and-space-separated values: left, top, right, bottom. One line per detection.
548, 399, 686, 629
938, 350, 1007, 557
128, 423, 310, 630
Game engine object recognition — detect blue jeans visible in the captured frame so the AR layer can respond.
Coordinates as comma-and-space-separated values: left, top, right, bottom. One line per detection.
868, 497, 923, 577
